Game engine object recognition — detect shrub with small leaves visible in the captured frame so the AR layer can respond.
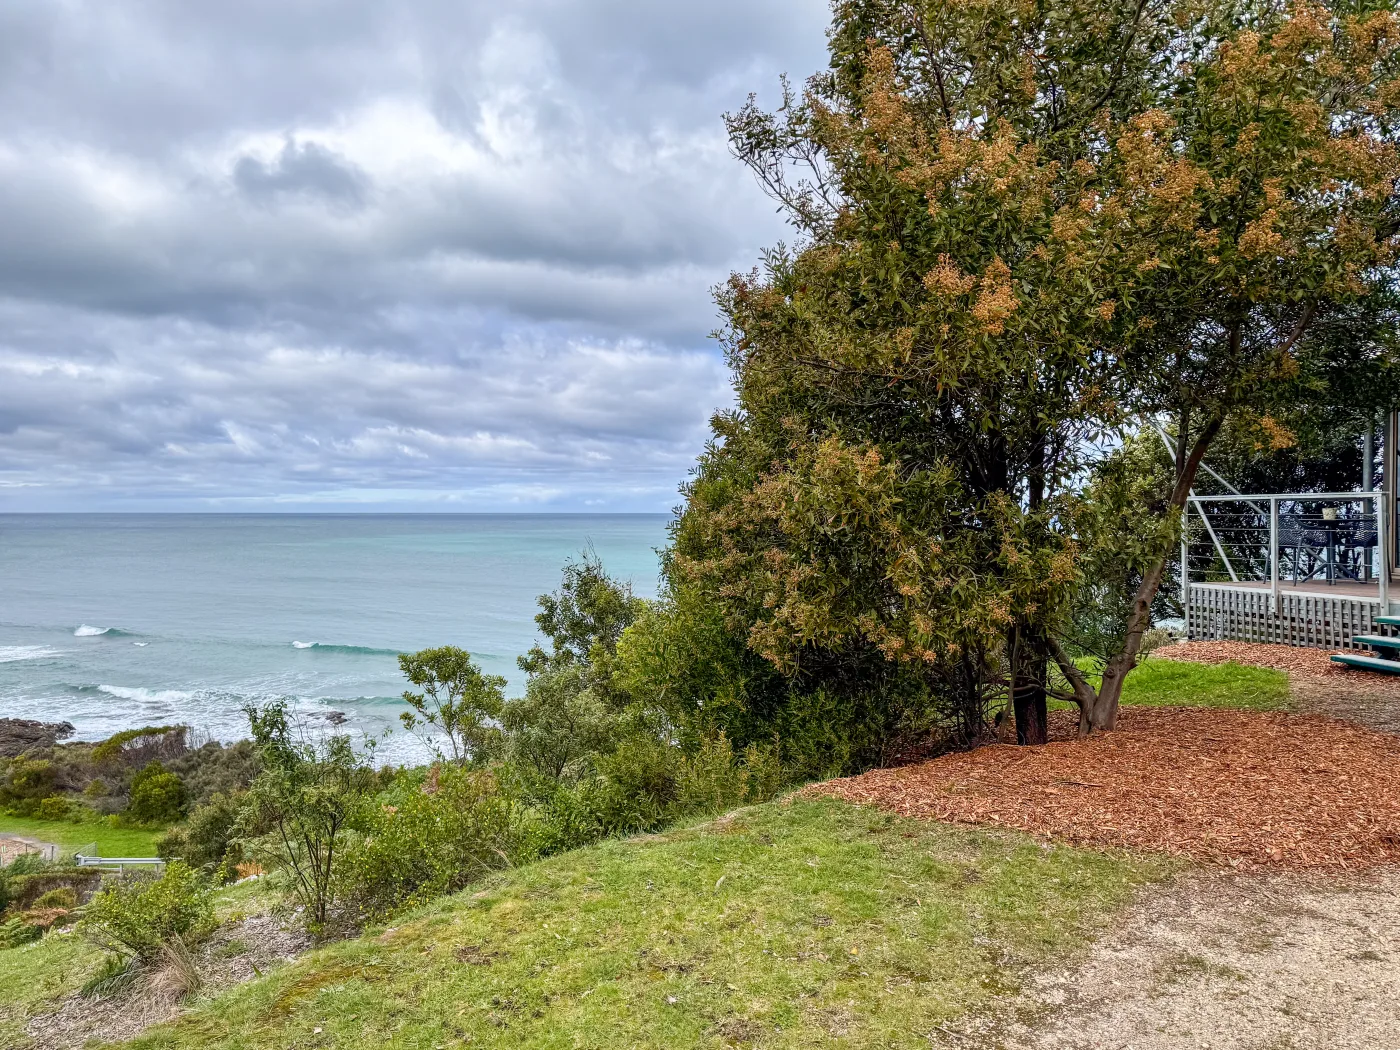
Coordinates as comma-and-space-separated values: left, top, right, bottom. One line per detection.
126, 761, 188, 825
79, 860, 214, 962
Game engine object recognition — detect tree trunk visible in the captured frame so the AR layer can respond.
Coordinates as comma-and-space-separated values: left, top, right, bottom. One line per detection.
1086, 412, 1223, 734
1009, 622, 1048, 745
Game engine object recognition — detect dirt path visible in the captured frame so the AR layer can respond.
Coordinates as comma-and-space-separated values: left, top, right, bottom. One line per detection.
0, 835, 57, 865
952, 868, 1400, 1050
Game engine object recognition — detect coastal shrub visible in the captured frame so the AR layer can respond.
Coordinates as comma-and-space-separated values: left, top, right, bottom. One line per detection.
673, 735, 788, 817
157, 791, 246, 881
237, 701, 375, 930
499, 663, 617, 781
79, 860, 214, 962
398, 647, 506, 765
167, 739, 260, 807
91, 726, 186, 766
591, 729, 679, 833
0, 757, 57, 812
37, 794, 71, 821
126, 761, 188, 824
336, 765, 517, 922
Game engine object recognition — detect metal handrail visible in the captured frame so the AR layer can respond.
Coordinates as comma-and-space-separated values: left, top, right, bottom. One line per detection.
1190, 491, 1383, 502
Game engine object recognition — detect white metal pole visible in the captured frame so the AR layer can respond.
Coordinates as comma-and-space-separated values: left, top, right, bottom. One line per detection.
1379, 489, 1390, 612
1270, 497, 1280, 615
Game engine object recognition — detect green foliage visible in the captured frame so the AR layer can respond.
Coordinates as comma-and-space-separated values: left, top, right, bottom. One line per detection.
237, 701, 375, 929
157, 791, 246, 881
0, 757, 57, 811
0, 917, 42, 949
673, 734, 786, 818
126, 761, 189, 825
35, 795, 70, 821
336, 766, 518, 923
91, 726, 185, 764
79, 860, 214, 962
166, 739, 260, 808
499, 664, 617, 781
517, 548, 647, 706
1067, 432, 1181, 660
397, 646, 506, 765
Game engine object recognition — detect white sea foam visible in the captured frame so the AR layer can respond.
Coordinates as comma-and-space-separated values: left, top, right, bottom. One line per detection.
74, 624, 111, 637
96, 684, 195, 705
133, 642, 149, 647
0, 645, 60, 663
292, 640, 314, 649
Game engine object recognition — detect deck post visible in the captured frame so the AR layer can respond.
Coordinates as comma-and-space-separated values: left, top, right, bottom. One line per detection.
1270, 497, 1280, 615
1181, 529, 1190, 639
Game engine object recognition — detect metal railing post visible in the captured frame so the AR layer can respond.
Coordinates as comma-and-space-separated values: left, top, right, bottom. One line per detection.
1379, 490, 1390, 612
1270, 497, 1280, 614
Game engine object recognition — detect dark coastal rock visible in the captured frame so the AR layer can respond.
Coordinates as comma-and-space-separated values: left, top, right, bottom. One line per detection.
0, 719, 76, 759
320, 710, 350, 726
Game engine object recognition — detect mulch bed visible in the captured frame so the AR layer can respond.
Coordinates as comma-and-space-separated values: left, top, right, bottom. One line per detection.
811, 707, 1400, 870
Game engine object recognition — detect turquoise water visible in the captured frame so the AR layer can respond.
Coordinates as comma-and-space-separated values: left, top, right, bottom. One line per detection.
0, 515, 668, 758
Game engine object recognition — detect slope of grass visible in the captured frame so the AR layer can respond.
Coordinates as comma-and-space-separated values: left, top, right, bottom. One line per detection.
118, 799, 1167, 1050
0, 814, 162, 858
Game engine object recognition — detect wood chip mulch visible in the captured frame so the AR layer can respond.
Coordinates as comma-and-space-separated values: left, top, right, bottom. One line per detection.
811, 707, 1400, 870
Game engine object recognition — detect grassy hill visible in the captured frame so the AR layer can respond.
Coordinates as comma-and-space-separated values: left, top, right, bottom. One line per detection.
111, 799, 1164, 1050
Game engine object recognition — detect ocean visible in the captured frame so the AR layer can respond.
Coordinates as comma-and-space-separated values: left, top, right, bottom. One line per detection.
0, 514, 669, 760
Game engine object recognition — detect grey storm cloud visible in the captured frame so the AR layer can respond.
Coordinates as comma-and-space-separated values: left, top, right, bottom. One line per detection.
0, 1, 831, 510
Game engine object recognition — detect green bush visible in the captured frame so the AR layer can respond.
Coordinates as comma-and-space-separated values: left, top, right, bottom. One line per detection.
0, 757, 58, 811
337, 765, 517, 922
673, 735, 788, 817
30, 886, 77, 910
158, 791, 245, 880
0, 917, 42, 948
238, 702, 375, 930
91, 726, 185, 764
79, 860, 214, 962
36, 794, 70, 821
126, 761, 188, 824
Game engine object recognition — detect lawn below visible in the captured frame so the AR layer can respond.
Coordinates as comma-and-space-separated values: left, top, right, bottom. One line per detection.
0, 815, 162, 859
107, 799, 1163, 1050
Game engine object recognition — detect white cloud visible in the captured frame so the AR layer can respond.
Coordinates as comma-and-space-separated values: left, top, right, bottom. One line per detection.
0, 1, 829, 509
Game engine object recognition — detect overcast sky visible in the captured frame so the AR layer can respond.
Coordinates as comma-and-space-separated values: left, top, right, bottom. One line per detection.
0, 1, 830, 511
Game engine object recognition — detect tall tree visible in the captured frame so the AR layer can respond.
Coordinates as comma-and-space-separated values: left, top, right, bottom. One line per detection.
676, 0, 1400, 742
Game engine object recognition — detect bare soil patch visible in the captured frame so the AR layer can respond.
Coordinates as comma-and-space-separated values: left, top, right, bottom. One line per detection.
812, 707, 1400, 869
1160, 639, 1400, 733
946, 868, 1400, 1050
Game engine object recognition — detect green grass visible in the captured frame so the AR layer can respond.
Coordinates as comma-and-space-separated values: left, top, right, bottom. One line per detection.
111, 799, 1168, 1050
1050, 656, 1291, 714
0, 814, 162, 858
1121, 657, 1290, 711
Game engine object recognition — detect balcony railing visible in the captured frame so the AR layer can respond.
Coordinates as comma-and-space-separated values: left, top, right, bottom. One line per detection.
1182, 491, 1390, 610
